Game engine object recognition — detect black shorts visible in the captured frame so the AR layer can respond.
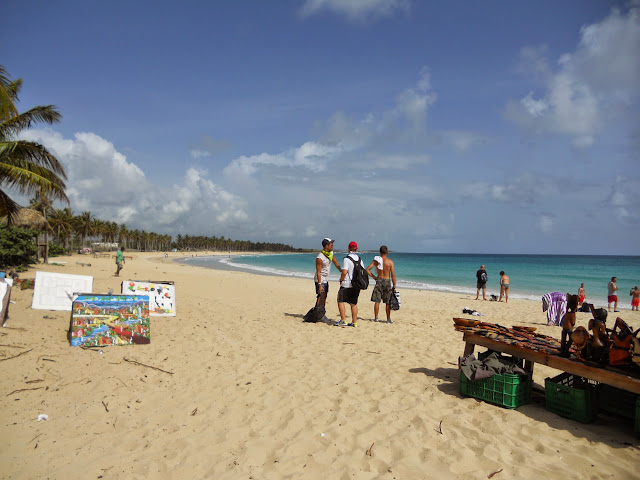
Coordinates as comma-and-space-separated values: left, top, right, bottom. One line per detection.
477, 281, 486, 289
337, 286, 360, 305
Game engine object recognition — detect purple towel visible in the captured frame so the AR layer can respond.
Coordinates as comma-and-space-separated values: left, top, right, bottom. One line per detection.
542, 291, 567, 326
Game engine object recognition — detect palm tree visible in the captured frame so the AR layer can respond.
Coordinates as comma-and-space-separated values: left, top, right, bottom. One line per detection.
74, 211, 93, 249
118, 224, 129, 249
49, 207, 74, 251
0, 65, 68, 223
30, 189, 54, 262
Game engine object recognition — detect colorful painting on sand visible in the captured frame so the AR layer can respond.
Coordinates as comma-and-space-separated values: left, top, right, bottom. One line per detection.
121, 280, 176, 316
32, 271, 93, 311
69, 295, 150, 347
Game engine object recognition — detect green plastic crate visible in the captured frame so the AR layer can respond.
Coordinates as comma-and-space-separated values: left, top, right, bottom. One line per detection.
545, 373, 598, 423
597, 384, 639, 419
459, 370, 532, 409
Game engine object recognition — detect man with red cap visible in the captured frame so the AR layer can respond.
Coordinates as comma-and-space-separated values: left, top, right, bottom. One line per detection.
336, 241, 363, 327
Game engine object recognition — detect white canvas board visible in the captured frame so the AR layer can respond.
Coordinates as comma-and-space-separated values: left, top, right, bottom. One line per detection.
31, 271, 94, 311
121, 280, 176, 316
0, 282, 8, 317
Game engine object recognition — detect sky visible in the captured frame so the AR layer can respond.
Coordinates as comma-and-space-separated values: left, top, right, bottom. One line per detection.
3, 0, 640, 255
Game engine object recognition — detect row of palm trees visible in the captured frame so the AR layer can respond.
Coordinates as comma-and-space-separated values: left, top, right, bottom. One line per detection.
41, 206, 172, 252
41, 205, 300, 253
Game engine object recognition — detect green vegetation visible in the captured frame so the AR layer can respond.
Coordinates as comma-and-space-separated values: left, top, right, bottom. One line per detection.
0, 225, 38, 269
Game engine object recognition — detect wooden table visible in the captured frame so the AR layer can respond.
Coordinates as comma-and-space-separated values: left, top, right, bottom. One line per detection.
462, 332, 640, 395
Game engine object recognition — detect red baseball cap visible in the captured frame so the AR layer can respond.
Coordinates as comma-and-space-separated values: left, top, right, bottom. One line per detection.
348, 241, 358, 250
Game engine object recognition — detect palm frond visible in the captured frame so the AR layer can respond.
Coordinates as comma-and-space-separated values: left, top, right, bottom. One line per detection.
0, 104, 61, 138
0, 70, 19, 123
0, 188, 21, 222
0, 164, 68, 203
0, 140, 68, 178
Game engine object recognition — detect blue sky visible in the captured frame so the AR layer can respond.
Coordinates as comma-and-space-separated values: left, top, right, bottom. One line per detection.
4, 0, 639, 254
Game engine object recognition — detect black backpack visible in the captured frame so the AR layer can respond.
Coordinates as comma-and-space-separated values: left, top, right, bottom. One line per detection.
303, 291, 326, 323
303, 304, 326, 323
345, 255, 369, 290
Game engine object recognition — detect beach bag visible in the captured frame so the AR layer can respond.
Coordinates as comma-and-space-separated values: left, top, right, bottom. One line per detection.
345, 255, 369, 290
390, 289, 401, 311
303, 304, 326, 323
480, 272, 488, 282
303, 291, 326, 323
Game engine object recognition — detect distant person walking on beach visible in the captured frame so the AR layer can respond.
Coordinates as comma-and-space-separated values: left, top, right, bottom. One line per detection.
631, 286, 640, 311
315, 238, 341, 307
366, 245, 397, 323
578, 283, 586, 306
115, 247, 125, 276
607, 277, 619, 312
475, 265, 488, 300
499, 271, 510, 303
336, 241, 363, 327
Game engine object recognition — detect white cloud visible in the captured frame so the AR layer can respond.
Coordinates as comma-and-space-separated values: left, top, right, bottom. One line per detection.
393, 68, 437, 130
300, 0, 410, 21
223, 141, 344, 178
520, 92, 548, 117
20, 129, 247, 233
224, 69, 441, 179
506, 7, 640, 148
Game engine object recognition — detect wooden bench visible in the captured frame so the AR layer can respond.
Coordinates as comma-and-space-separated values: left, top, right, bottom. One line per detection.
112, 255, 133, 260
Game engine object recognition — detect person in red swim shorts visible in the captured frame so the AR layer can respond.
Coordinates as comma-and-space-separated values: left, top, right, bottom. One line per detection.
631, 286, 640, 311
578, 283, 585, 306
607, 277, 619, 312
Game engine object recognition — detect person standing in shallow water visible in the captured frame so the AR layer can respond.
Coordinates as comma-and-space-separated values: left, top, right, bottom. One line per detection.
630, 286, 639, 311
499, 271, 510, 303
475, 265, 487, 300
578, 283, 586, 307
608, 276, 619, 312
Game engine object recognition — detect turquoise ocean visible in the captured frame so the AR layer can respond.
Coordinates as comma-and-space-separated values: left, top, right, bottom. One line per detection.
179, 253, 640, 309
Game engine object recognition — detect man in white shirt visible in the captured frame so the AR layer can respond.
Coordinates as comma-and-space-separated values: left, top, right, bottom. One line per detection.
315, 237, 341, 309
336, 241, 363, 327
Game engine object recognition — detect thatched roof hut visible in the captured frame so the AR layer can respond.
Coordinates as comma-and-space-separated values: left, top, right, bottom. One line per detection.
1, 208, 52, 232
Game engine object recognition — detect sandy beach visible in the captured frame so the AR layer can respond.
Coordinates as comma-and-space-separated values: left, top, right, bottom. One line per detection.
0, 252, 638, 480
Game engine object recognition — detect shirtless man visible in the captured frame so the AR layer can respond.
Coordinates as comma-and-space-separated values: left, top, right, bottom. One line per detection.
499, 271, 510, 303
631, 286, 640, 311
578, 283, 586, 306
608, 276, 619, 312
366, 245, 397, 323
